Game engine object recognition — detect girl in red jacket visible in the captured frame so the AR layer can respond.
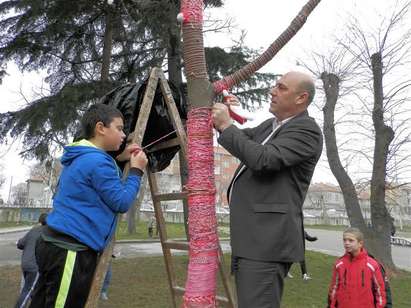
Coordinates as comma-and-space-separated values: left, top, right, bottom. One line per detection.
328, 227, 391, 308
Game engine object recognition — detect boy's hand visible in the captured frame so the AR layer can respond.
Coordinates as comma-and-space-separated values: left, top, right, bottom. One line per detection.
116, 143, 140, 162
130, 149, 148, 170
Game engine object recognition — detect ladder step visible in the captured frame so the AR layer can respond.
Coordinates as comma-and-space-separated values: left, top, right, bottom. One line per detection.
173, 286, 229, 304
216, 295, 230, 305
153, 192, 187, 202
164, 240, 189, 251
173, 286, 185, 295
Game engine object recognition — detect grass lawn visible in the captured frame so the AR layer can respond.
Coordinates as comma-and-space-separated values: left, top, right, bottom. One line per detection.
0, 220, 229, 240
115, 221, 188, 240
1, 251, 410, 308
2, 221, 410, 238
116, 222, 411, 240
115, 221, 230, 240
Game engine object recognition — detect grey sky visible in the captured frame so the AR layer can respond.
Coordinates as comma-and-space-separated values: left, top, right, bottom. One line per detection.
1, 0, 410, 199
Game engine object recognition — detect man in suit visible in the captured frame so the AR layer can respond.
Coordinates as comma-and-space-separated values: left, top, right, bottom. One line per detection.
212, 71, 323, 308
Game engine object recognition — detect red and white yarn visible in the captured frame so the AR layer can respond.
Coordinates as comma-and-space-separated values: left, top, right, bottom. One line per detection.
180, 0, 204, 24
183, 108, 218, 308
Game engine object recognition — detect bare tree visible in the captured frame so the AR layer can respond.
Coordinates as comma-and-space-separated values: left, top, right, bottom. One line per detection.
126, 174, 147, 234
10, 182, 28, 207
0, 163, 5, 191
30, 159, 62, 195
302, 0, 411, 271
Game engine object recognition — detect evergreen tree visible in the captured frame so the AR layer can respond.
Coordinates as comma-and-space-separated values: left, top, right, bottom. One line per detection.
0, 0, 164, 159
206, 42, 280, 109
0, 0, 277, 160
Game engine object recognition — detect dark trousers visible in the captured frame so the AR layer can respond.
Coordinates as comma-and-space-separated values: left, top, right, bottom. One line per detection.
299, 260, 307, 276
101, 263, 112, 294
234, 257, 291, 308
29, 237, 97, 308
15, 270, 39, 308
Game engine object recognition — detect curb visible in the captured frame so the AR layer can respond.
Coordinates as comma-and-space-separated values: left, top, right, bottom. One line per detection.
0, 227, 32, 235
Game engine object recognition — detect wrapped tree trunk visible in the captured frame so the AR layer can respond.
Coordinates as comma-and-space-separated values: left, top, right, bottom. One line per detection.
179, 1, 321, 306
180, 2, 217, 306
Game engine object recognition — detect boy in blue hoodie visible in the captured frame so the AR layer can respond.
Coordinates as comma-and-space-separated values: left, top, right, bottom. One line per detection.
30, 104, 147, 308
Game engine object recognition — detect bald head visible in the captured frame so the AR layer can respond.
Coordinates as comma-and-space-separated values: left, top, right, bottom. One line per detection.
284, 71, 315, 105
269, 71, 315, 120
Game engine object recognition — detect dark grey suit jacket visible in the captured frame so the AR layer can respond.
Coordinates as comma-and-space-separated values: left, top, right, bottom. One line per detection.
218, 110, 323, 263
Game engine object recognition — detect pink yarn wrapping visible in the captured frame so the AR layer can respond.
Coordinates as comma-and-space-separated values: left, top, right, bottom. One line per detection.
183, 108, 218, 308
181, 0, 203, 24
212, 79, 230, 95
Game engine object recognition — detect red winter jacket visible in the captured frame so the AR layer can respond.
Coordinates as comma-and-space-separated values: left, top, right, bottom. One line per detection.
328, 249, 387, 308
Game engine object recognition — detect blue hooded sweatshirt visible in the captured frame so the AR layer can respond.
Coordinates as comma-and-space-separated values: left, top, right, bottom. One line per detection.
47, 140, 141, 252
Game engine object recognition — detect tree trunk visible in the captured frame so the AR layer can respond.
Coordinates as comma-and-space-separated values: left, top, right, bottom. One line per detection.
321, 66, 396, 271
320, 72, 366, 229
180, 2, 217, 306
101, 8, 113, 81
368, 52, 395, 269
167, 1, 183, 87
180, 1, 323, 306
167, 0, 190, 240
127, 174, 147, 234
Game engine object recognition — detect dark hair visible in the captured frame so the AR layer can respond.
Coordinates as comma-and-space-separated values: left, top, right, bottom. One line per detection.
38, 213, 48, 225
81, 104, 124, 139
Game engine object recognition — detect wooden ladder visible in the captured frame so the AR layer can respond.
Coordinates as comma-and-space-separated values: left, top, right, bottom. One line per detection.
86, 67, 235, 307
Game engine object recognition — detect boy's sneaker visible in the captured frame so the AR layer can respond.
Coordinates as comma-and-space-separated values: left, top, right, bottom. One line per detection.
303, 273, 312, 281
101, 292, 108, 300
287, 272, 294, 278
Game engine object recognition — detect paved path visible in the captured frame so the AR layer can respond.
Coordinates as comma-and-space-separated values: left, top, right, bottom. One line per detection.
304, 228, 411, 271
0, 230, 23, 266
0, 226, 31, 234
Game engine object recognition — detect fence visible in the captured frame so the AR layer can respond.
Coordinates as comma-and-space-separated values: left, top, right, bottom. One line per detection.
391, 236, 411, 247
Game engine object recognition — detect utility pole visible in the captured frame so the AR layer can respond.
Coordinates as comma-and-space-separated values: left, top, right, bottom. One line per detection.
7, 176, 13, 205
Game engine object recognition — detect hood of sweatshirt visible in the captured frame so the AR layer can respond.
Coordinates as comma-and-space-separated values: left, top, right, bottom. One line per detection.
61, 139, 106, 166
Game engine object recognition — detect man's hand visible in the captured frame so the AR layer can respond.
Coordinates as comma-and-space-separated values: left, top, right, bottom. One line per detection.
212, 103, 233, 132
223, 94, 241, 107
116, 143, 140, 162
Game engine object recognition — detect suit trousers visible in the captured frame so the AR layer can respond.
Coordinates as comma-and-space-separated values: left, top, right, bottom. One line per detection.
233, 257, 291, 308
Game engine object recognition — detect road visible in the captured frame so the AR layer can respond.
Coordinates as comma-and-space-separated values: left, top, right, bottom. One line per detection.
0, 231, 22, 266
304, 228, 411, 271
1, 229, 410, 271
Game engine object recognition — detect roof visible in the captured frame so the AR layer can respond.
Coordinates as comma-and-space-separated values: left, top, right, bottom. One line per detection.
214, 145, 231, 156
309, 183, 341, 193
26, 176, 44, 183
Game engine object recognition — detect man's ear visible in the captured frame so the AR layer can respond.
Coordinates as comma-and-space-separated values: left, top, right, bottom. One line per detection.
94, 121, 106, 136
296, 92, 309, 106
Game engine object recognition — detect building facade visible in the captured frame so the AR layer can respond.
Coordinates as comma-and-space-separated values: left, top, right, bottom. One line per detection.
303, 182, 411, 227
